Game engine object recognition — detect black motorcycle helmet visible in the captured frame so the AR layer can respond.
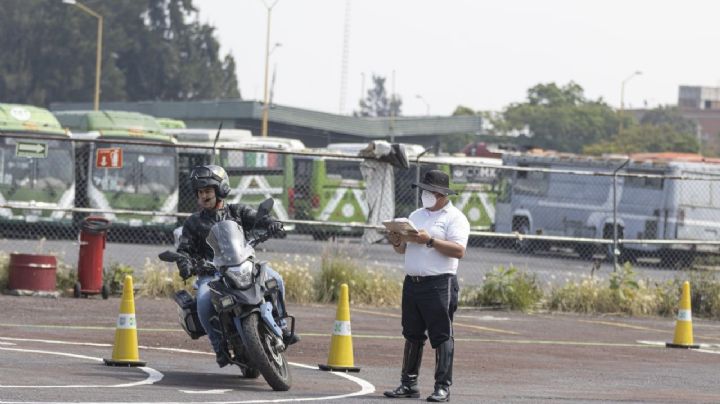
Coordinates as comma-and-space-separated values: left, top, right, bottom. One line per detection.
190, 165, 231, 199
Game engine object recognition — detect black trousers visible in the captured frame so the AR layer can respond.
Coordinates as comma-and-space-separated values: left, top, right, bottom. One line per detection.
401, 274, 459, 348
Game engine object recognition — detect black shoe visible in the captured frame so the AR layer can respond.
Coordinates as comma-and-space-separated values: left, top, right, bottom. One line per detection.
383, 384, 420, 398
426, 386, 450, 402
282, 331, 300, 346
215, 351, 230, 368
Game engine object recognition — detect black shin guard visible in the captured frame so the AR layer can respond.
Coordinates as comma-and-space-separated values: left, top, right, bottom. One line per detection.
383, 339, 424, 398
427, 339, 453, 402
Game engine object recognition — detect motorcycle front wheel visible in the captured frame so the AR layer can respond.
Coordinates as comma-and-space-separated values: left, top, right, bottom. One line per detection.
242, 312, 292, 391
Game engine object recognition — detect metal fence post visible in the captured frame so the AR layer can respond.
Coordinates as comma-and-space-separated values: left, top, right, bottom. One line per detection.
612, 158, 630, 272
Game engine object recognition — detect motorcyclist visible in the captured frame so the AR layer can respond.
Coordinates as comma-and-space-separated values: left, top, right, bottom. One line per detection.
176, 164, 300, 368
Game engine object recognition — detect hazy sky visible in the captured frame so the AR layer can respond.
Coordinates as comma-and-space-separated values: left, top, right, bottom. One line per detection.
194, 0, 720, 116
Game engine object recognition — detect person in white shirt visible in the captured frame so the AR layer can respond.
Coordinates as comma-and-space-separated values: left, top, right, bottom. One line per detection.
384, 170, 470, 403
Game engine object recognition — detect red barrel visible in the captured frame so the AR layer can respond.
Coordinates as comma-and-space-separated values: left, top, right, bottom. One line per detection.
8, 253, 57, 291
76, 216, 111, 298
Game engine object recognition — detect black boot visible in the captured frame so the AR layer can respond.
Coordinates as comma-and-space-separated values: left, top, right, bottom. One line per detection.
384, 339, 424, 398
427, 339, 453, 402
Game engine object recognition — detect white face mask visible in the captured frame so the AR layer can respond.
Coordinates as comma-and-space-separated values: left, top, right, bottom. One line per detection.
421, 190, 437, 209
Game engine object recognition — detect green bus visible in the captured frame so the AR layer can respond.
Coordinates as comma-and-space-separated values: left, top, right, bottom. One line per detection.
419, 155, 502, 232
0, 103, 75, 238
168, 128, 304, 230
56, 110, 178, 243
156, 117, 187, 130
291, 144, 501, 239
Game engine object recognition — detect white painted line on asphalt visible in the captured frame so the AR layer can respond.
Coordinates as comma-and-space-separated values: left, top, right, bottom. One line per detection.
0, 341, 16, 346
0, 337, 376, 403
637, 340, 720, 351
180, 389, 233, 394
0, 346, 163, 388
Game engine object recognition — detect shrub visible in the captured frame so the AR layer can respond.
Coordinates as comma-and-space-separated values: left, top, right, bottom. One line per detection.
105, 262, 135, 295
549, 264, 658, 316
470, 266, 543, 311
687, 271, 720, 320
0, 252, 8, 290
315, 242, 401, 306
55, 259, 77, 295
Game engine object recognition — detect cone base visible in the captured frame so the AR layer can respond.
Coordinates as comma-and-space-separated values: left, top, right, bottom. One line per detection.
318, 364, 360, 373
665, 342, 700, 349
104, 358, 147, 367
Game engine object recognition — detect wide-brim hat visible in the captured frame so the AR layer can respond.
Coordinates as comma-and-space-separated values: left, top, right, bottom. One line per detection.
411, 169, 456, 196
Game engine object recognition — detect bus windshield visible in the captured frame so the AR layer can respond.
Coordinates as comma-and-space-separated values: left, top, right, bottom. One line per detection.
0, 137, 73, 202
91, 144, 176, 195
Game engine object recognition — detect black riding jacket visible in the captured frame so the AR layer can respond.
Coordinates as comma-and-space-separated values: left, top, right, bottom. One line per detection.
177, 203, 266, 262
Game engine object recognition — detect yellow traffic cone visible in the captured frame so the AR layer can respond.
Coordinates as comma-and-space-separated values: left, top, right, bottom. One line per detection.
319, 283, 360, 372
104, 275, 146, 366
666, 281, 700, 349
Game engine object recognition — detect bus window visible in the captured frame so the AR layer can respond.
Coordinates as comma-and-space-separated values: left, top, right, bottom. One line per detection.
625, 172, 663, 189
326, 160, 362, 181
0, 138, 73, 201
91, 145, 176, 207
514, 168, 548, 196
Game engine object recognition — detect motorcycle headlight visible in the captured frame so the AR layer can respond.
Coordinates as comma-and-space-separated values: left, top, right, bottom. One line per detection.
226, 261, 254, 289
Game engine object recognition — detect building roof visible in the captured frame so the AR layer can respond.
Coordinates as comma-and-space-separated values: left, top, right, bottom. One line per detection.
50, 100, 483, 139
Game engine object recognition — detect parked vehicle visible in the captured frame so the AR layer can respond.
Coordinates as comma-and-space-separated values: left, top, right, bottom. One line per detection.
0, 103, 75, 238
168, 128, 304, 231
159, 198, 293, 391
495, 151, 720, 266
57, 110, 178, 243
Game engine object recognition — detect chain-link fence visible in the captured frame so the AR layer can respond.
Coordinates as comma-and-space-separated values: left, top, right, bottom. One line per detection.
2, 133, 720, 271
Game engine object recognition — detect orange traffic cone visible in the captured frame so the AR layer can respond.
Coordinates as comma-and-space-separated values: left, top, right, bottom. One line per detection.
319, 283, 360, 372
666, 281, 700, 349
104, 275, 146, 366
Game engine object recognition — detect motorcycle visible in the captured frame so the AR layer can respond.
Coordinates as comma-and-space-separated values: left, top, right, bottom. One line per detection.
158, 198, 294, 391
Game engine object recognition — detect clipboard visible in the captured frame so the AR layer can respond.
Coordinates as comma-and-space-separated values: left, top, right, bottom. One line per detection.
382, 218, 418, 236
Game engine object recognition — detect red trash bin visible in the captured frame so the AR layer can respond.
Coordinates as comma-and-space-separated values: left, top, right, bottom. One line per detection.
75, 216, 111, 299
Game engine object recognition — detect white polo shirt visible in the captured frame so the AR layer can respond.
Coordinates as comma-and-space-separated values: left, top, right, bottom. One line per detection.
404, 200, 470, 276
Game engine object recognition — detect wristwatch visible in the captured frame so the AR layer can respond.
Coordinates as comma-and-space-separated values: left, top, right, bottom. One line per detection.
426, 238, 435, 248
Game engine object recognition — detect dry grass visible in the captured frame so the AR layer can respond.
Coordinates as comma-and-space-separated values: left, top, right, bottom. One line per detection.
270, 255, 316, 304
0, 252, 8, 290
315, 242, 402, 306
138, 259, 190, 298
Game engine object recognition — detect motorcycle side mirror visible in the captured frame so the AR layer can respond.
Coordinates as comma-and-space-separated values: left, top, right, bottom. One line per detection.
158, 250, 184, 263
256, 198, 274, 218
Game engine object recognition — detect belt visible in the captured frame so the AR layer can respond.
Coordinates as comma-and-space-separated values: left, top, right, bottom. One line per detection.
406, 273, 453, 283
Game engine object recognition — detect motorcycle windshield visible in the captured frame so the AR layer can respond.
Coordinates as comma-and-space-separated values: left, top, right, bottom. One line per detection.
206, 221, 253, 268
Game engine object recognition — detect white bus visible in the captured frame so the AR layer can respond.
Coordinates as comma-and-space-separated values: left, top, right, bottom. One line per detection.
495, 151, 720, 266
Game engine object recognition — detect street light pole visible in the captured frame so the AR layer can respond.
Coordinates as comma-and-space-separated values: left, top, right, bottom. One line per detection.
63, 0, 103, 111
261, 0, 279, 137
619, 70, 642, 136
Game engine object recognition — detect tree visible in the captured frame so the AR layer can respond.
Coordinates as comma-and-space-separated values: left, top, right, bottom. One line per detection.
583, 124, 698, 155
355, 75, 402, 117
0, 0, 239, 107
502, 82, 619, 153
583, 106, 699, 155
639, 106, 697, 134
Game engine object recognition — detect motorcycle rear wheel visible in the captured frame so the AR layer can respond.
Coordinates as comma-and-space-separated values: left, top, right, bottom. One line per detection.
242, 313, 292, 391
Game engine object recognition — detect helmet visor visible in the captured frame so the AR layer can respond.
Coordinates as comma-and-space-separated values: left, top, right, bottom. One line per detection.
191, 166, 224, 181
